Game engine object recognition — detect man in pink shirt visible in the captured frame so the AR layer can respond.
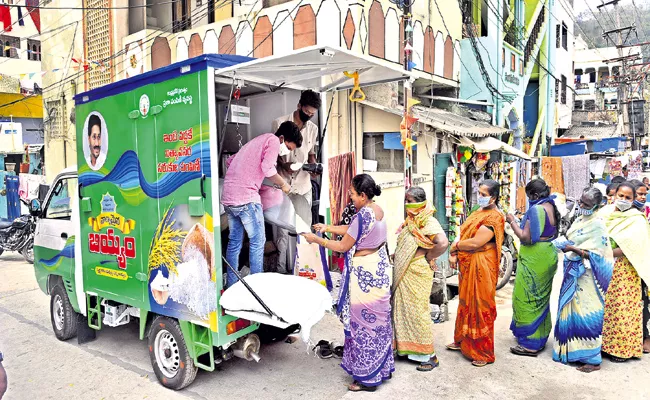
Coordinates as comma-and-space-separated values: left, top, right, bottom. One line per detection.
222, 121, 303, 287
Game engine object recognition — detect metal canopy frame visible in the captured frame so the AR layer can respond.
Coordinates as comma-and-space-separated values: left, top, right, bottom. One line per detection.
213, 46, 413, 93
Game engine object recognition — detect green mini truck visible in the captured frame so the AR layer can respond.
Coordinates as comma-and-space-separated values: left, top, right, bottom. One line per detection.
30, 47, 409, 390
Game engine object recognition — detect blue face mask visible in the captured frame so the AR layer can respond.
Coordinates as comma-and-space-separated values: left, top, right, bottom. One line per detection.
575, 206, 595, 216
633, 199, 645, 210
477, 195, 491, 208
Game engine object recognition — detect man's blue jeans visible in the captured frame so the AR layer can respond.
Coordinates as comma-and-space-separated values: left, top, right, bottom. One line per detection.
224, 202, 265, 288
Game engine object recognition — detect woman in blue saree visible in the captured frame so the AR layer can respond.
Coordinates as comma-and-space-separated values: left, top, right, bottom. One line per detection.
552, 187, 613, 373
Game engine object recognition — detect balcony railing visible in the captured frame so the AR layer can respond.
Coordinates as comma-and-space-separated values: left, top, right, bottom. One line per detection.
524, 6, 545, 67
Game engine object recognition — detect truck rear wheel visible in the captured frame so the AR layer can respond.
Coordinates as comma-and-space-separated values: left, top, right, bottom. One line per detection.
50, 284, 78, 341
148, 316, 198, 390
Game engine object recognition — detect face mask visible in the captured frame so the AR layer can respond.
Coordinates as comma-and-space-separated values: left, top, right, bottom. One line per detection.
298, 108, 312, 123
615, 199, 633, 212
575, 206, 595, 216
278, 141, 290, 157
405, 201, 426, 217
477, 195, 491, 208
633, 199, 645, 210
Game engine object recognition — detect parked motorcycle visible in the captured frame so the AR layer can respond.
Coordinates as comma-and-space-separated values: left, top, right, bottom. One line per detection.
0, 199, 36, 263
498, 219, 519, 290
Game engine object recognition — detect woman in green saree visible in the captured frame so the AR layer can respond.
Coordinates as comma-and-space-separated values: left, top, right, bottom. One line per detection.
506, 179, 560, 356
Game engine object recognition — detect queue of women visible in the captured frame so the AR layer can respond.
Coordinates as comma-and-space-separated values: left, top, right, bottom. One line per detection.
301, 172, 650, 392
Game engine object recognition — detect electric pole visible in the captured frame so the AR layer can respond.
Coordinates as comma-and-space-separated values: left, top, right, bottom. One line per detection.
600, 0, 636, 148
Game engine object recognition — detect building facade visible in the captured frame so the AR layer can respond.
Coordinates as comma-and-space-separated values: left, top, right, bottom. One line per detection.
459, 0, 573, 156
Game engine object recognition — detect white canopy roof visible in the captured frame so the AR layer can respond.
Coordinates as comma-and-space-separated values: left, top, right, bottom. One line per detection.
214, 46, 412, 92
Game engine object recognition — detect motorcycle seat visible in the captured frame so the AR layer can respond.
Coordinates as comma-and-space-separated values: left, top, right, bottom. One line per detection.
0, 220, 13, 229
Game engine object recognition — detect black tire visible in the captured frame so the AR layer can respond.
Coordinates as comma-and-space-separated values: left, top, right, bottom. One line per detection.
148, 316, 198, 390
21, 239, 34, 264
0, 248, 4, 257
497, 251, 514, 290
50, 284, 78, 341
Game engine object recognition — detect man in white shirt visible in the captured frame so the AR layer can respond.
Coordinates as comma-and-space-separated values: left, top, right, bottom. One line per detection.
272, 90, 321, 274
85, 114, 106, 170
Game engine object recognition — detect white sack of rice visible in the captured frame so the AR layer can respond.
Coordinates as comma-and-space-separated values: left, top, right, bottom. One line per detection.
220, 273, 332, 343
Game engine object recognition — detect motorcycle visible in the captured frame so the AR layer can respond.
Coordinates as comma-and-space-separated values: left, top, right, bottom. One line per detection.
0, 199, 36, 263
498, 217, 519, 290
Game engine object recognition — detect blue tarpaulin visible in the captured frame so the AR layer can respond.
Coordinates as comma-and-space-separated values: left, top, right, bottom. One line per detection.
383, 133, 417, 150
550, 142, 587, 156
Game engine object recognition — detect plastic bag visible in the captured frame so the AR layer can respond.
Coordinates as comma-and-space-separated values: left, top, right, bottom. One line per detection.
294, 235, 332, 291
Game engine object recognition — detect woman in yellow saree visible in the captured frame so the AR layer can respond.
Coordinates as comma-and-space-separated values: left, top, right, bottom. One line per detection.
447, 180, 505, 367
600, 181, 650, 362
393, 187, 449, 371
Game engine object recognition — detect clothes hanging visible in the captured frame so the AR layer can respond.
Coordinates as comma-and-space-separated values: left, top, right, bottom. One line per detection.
26, 0, 40, 33
6, 175, 20, 220
561, 155, 590, 200
327, 152, 356, 225
17, 6, 24, 26
0, 5, 12, 32
540, 157, 565, 195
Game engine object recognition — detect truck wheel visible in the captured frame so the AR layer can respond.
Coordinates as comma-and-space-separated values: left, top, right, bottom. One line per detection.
51, 284, 78, 341
148, 316, 198, 390
497, 251, 514, 290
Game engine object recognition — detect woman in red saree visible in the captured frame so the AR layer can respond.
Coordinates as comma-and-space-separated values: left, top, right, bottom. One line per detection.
447, 180, 505, 366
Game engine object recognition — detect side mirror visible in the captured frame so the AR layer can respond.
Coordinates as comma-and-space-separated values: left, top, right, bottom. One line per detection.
30, 199, 42, 217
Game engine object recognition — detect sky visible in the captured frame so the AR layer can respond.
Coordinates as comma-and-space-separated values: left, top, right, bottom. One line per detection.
572, 0, 650, 16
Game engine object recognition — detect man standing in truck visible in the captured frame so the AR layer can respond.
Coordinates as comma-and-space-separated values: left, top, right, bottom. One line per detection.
272, 90, 322, 275
221, 121, 303, 288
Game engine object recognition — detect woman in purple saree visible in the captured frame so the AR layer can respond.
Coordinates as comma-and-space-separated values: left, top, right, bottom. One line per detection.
304, 174, 394, 392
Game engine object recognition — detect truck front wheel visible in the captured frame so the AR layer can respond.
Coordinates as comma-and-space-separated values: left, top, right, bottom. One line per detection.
50, 284, 78, 341
148, 316, 198, 390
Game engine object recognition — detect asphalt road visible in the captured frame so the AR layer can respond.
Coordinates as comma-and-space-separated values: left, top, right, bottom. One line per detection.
1, 253, 649, 400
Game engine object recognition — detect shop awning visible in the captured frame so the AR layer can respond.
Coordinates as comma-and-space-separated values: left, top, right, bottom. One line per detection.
214, 46, 412, 92
0, 94, 43, 118
412, 106, 508, 138
458, 136, 532, 160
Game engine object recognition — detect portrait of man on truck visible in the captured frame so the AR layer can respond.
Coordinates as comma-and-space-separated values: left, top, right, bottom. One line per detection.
84, 113, 107, 171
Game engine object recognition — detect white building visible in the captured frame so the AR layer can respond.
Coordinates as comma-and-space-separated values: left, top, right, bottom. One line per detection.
552, 0, 574, 135
573, 36, 642, 113
0, 1, 42, 92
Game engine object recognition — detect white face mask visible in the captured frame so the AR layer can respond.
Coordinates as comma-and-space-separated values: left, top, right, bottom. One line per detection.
615, 199, 633, 212
477, 195, 491, 208
278, 141, 290, 157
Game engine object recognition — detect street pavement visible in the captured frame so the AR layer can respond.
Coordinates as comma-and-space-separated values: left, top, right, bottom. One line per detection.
1, 253, 649, 400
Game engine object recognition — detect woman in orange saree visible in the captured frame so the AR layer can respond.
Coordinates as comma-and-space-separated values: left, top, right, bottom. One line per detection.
447, 180, 505, 367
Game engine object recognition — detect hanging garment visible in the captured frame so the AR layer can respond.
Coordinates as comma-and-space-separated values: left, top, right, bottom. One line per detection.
0, 5, 12, 32
17, 6, 24, 26
561, 155, 590, 200
18, 174, 46, 201
590, 158, 607, 180
540, 157, 565, 195
26, 0, 40, 33
328, 152, 356, 226
6, 176, 20, 220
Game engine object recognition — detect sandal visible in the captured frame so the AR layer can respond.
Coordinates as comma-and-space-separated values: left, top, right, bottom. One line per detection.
471, 360, 489, 367
577, 364, 600, 373
610, 356, 628, 363
446, 343, 461, 351
332, 344, 344, 359
348, 381, 377, 392
510, 345, 541, 357
313, 340, 333, 359
416, 355, 440, 372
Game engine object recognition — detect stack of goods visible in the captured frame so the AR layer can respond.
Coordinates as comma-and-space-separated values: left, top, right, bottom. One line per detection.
487, 161, 513, 210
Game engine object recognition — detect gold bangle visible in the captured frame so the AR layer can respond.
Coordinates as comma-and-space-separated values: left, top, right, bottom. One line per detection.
324, 225, 329, 233
322, 238, 329, 248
